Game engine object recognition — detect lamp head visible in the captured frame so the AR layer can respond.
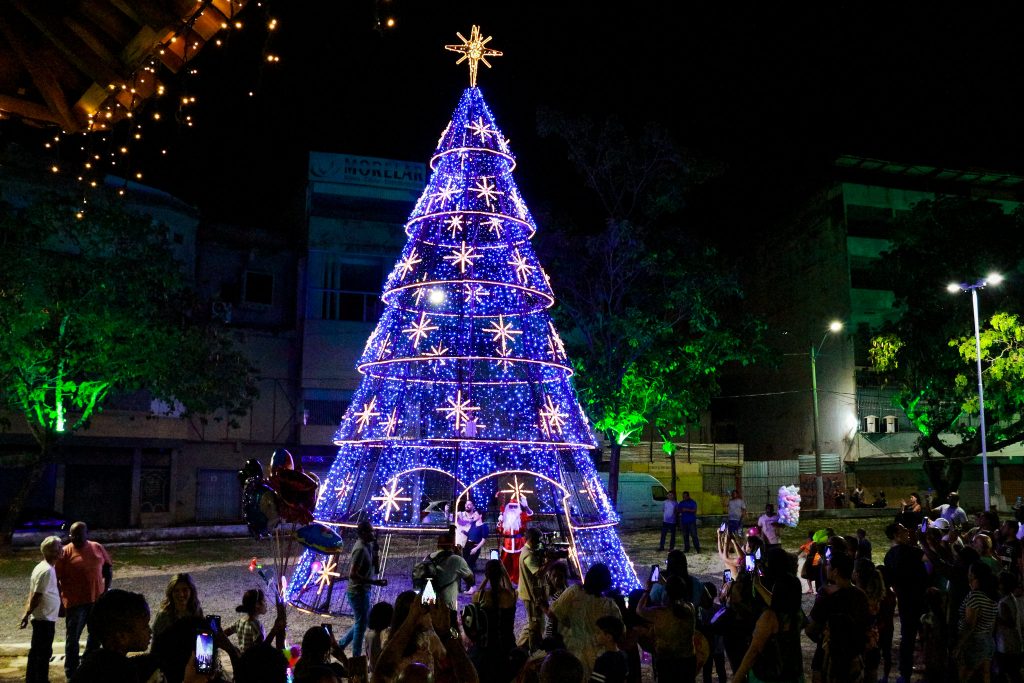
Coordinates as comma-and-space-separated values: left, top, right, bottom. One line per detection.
828, 321, 843, 333
987, 272, 1004, 286
947, 282, 961, 293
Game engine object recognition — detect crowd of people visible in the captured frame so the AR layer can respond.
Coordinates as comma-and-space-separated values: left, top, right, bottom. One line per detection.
21, 490, 1024, 683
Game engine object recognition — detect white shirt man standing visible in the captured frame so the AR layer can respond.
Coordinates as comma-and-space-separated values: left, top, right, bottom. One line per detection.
21, 535, 63, 683
727, 489, 747, 536
429, 531, 475, 630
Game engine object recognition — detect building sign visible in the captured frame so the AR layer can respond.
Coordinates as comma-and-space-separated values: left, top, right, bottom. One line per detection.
309, 152, 426, 192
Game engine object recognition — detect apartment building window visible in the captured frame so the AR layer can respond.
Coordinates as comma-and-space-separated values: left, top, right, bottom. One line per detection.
309, 253, 386, 322
303, 389, 353, 426
845, 204, 893, 239
243, 271, 274, 306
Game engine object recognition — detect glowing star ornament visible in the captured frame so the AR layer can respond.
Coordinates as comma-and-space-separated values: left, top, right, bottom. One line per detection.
483, 216, 504, 237
372, 480, 412, 521
483, 315, 523, 346
435, 389, 480, 432
445, 25, 502, 87
539, 395, 569, 437
354, 396, 381, 433
377, 333, 393, 360
508, 248, 536, 284
403, 312, 439, 348
334, 473, 356, 503
313, 555, 340, 595
466, 116, 494, 142
501, 475, 534, 501
470, 176, 502, 208
444, 214, 465, 238
431, 181, 458, 207
382, 407, 401, 436
546, 321, 566, 359
443, 242, 482, 274
463, 282, 490, 304
396, 247, 422, 278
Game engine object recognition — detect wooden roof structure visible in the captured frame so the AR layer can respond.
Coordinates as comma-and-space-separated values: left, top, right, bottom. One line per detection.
0, 0, 250, 134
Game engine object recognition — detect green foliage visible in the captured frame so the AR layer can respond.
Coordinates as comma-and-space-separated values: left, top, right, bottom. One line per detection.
864, 195, 1024, 496
0, 193, 259, 449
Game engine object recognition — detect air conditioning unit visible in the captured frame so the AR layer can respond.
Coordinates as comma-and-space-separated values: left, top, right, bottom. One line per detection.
883, 415, 899, 433
212, 301, 233, 323
863, 415, 879, 433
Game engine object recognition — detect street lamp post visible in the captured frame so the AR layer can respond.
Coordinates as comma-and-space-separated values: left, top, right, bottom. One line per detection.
948, 273, 1002, 512
811, 321, 843, 511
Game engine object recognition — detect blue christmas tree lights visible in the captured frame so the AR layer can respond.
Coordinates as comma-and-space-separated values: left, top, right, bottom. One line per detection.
287, 33, 640, 613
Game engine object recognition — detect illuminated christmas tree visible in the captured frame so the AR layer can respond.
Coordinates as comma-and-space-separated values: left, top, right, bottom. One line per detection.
287, 26, 640, 614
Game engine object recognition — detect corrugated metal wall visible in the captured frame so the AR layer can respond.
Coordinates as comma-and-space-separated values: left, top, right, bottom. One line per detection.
742, 460, 801, 513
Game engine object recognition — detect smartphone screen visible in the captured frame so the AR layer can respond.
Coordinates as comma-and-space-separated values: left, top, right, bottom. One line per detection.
825, 546, 832, 561
322, 623, 333, 638
421, 579, 437, 605
723, 569, 733, 583
650, 565, 660, 582
209, 615, 221, 632
744, 554, 756, 573
489, 549, 500, 561
719, 522, 727, 532
754, 547, 762, 560
195, 631, 215, 675
921, 519, 929, 533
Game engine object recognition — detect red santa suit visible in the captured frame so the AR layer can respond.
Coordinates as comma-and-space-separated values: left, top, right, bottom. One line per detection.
497, 497, 532, 585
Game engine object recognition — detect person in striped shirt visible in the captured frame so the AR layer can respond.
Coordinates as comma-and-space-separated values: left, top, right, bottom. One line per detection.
956, 560, 1000, 682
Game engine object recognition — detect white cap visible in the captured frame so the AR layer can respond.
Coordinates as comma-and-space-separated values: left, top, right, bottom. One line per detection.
932, 518, 950, 531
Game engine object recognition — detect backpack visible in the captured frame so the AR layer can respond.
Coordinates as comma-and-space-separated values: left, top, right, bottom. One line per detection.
412, 550, 452, 591
461, 602, 490, 647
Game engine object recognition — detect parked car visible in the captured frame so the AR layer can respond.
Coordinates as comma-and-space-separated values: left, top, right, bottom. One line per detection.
597, 473, 670, 525
3, 507, 67, 534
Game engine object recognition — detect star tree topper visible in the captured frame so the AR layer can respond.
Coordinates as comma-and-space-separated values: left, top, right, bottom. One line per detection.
445, 25, 502, 88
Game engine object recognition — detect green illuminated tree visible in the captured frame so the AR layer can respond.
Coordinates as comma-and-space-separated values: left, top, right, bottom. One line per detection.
0, 194, 258, 543
865, 196, 1024, 502
535, 112, 764, 505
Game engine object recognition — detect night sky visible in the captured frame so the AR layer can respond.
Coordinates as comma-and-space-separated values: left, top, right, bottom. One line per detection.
147, 3, 1024, 244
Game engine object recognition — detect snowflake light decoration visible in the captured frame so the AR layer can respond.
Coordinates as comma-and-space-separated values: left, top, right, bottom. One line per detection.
435, 389, 481, 432
372, 480, 412, 521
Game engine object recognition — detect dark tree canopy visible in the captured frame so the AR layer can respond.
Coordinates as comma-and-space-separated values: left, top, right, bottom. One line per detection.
534, 111, 765, 504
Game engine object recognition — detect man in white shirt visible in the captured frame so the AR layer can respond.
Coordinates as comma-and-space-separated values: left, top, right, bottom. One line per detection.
21, 535, 63, 683
727, 489, 747, 536
429, 532, 475, 630
658, 491, 678, 551
932, 492, 968, 529
758, 503, 782, 547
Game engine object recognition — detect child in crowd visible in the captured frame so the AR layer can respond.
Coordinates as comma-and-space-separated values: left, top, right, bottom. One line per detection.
591, 615, 628, 683
224, 589, 267, 654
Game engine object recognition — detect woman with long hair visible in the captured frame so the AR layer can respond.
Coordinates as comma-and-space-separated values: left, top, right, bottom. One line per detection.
730, 573, 804, 683
152, 573, 203, 638
956, 560, 1000, 683
468, 558, 518, 683
637, 574, 697, 681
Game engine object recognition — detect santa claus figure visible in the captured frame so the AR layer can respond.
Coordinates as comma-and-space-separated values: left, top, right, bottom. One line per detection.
497, 495, 533, 585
